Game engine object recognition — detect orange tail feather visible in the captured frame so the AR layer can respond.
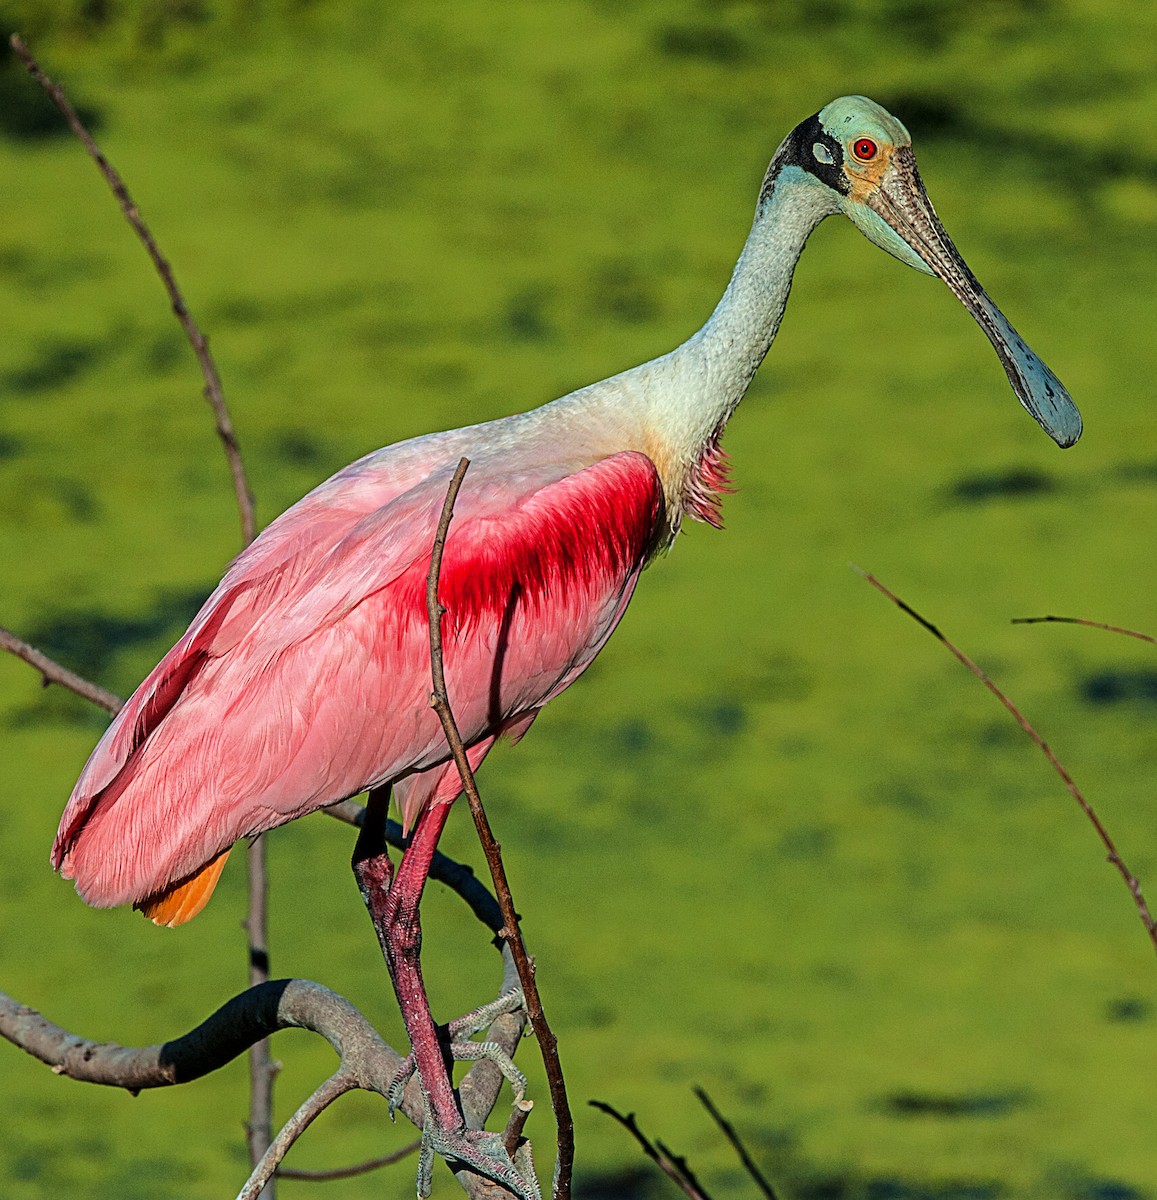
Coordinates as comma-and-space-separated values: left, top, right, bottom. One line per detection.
134, 848, 231, 927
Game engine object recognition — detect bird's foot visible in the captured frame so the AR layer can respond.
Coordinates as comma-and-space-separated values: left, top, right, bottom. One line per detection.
388, 986, 528, 1117
416, 1123, 540, 1200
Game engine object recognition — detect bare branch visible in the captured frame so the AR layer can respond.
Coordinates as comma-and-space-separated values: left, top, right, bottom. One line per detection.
693, 1088, 779, 1200
426, 459, 575, 1198
1013, 614, 1157, 646
2, 969, 524, 1200
277, 1141, 421, 1181
10, 34, 257, 546
245, 835, 277, 1194
0, 625, 123, 714
589, 1101, 714, 1200
856, 567, 1157, 957
322, 800, 366, 827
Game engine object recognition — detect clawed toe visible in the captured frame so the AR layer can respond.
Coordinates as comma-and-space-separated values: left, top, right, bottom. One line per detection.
388, 987, 537, 1197
417, 1125, 540, 1200
390, 987, 529, 1118
387, 1054, 417, 1117
444, 986, 527, 1040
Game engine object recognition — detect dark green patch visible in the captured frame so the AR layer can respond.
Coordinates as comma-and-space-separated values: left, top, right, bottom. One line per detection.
0, 245, 107, 289
143, 330, 186, 374
2, 337, 103, 394
576, 1164, 662, 1199
1114, 460, 1157, 486
948, 468, 1055, 504
24, 585, 210, 683
882, 1090, 1028, 1118
269, 428, 326, 468
212, 294, 266, 325
795, 1177, 1001, 1199
612, 718, 654, 758
1050, 1169, 1151, 1200
876, 1, 965, 52
697, 699, 747, 737
590, 260, 659, 325
0, 45, 104, 141
1105, 996, 1151, 1023
1080, 668, 1157, 707
505, 284, 556, 341
881, 93, 965, 140
779, 824, 833, 860
53, 477, 100, 522
751, 653, 812, 704
871, 782, 936, 815
654, 23, 748, 64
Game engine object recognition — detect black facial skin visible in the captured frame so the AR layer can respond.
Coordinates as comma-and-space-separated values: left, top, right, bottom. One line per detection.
782, 113, 849, 192
758, 112, 849, 210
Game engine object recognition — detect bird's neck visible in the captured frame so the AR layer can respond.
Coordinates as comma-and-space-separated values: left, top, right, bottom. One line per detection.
673, 166, 838, 444
633, 165, 838, 525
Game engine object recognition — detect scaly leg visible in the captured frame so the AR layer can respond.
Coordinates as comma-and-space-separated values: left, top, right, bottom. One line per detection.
352, 788, 538, 1200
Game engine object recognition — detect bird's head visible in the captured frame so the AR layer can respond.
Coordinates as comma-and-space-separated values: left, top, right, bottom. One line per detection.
771, 95, 1081, 448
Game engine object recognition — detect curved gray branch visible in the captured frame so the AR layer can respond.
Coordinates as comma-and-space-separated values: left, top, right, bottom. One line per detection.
0, 979, 401, 1092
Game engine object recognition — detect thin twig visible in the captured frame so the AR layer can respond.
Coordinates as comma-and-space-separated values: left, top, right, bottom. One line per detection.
856, 566, 1157, 957
245, 836, 277, 1195
589, 1101, 714, 1200
0, 625, 123, 714
1013, 615, 1157, 646
426, 458, 574, 1199
277, 1140, 421, 1180
238, 1072, 356, 1200
693, 1088, 779, 1200
10, 34, 257, 546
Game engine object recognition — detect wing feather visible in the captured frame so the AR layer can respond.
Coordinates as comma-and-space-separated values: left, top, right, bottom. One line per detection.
54, 447, 663, 911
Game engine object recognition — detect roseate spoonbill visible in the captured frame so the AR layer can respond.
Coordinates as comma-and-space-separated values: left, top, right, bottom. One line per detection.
53, 96, 1081, 1198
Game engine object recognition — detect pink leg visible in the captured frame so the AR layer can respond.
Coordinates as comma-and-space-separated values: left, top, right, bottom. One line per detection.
355, 788, 459, 1127
352, 787, 537, 1199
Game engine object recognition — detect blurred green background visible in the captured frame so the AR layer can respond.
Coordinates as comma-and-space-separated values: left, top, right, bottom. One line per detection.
1, 2, 1155, 1197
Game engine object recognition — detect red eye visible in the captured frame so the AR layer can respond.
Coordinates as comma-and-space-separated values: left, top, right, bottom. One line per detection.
852, 137, 878, 161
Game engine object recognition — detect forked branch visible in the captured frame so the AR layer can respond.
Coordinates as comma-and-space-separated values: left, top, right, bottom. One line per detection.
2, 952, 527, 1198
590, 1100, 715, 1200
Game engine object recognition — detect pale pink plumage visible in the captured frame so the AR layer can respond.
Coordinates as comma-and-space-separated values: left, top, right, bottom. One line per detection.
53, 425, 665, 911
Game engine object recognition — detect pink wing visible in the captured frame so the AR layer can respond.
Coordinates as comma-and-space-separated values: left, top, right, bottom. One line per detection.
53, 445, 663, 911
